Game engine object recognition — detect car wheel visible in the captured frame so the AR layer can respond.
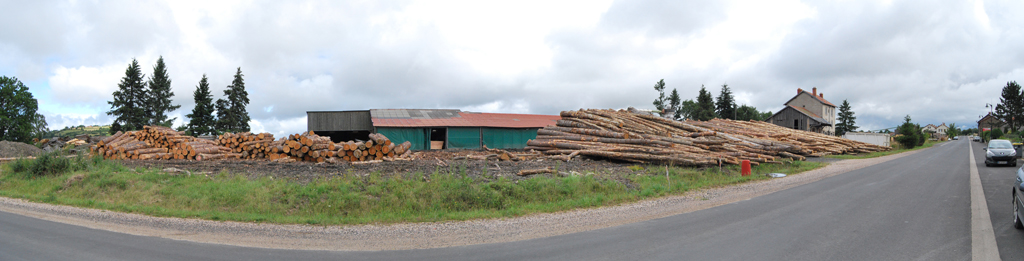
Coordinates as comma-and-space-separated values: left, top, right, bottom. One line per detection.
1014, 195, 1023, 229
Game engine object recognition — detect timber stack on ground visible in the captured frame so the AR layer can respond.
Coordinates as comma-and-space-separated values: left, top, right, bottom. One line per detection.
92, 126, 236, 160
333, 133, 412, 163
216, 132, 277, 160
272, 131, 337, 163
526, 109, 891, 167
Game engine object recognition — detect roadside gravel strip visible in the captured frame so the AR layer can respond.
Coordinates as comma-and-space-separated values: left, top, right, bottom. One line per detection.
0, 150, 921, 251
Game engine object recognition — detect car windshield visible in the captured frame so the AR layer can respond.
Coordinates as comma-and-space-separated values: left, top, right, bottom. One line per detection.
989, 140, 1013, 149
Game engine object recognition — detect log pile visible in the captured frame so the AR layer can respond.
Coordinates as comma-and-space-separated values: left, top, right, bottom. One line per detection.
216, 132, 277, 160
269, 131, 336, 163
92, 126, 237, 160
334, 133, 412, 162
526, 109, 890, 167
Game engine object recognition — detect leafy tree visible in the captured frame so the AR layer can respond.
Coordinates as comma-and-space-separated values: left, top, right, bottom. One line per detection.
694, 85, 717, 121
146, 56, 180, 127
835, 99, 858, 136
0, 76, 44, 142
946, 123, 959, 137
894, 115, 922, 149
736, 105, 767, 121
668, 88, 681, 120
107, 58, 148, 134
995, 81, 1024, 132
31, 113, 47, 140
651, 79, 668, 116
222, 67, 251, 132
991, 128, 1004, 140
678, 99, 698, 120
715, 84, 736, 120
186, 74, 217, 136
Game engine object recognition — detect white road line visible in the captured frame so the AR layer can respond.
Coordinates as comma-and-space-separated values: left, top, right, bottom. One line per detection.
969, 141, 1001, 261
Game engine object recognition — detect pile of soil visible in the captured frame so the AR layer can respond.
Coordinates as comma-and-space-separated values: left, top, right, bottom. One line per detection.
120, 150, 647, 184
0, 141, 43, 158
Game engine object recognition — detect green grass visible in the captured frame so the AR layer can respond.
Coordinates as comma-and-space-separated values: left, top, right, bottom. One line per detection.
826, 140, 941, 160
0, 153, 823, 225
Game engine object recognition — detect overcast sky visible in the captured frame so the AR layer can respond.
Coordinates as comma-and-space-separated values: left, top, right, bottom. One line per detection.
2, 0, 1022, 136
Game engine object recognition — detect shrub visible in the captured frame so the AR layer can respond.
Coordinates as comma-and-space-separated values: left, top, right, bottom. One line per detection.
6, 150, 100, 177
991, 129, 1004, 140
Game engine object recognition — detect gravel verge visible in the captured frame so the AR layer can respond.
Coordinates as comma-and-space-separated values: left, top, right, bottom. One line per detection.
0, 149, 921, 251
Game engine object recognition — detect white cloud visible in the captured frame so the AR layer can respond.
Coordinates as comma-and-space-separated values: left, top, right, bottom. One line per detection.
47, 64, 124, 107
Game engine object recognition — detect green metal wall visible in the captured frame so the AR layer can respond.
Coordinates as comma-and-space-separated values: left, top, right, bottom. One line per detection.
447, 127, 481, 149
483, 128, 537, 149
375, 127, 539, 150
375, 127, 429, 151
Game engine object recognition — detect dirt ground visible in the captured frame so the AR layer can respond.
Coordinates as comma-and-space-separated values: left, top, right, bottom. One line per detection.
120, 149, 646, 184
0, 141, 43, 158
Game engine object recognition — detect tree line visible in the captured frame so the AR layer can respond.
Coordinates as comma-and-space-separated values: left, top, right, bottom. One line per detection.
651, 80, 772, 122
106, 57, 250, 136
650, 79, 860, 137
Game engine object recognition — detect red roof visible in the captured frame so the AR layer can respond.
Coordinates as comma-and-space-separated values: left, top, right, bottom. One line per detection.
372, 112, 560, 128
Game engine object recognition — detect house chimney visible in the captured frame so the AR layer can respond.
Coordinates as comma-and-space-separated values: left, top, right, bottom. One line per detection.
819, 93, 823, 98
812, 87, 817, 96
797, 88, 803, 95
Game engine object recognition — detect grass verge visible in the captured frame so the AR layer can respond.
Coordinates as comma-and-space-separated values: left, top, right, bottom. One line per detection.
825, 140, 941, 160
0, 152, 823, 225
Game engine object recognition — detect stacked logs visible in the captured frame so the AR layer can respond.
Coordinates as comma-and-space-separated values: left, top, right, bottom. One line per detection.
334, 133, 412, 162
92, 126, 236, 160
526, 109, 890, 167
272, 132, 337, 163
216, 132, 277, 160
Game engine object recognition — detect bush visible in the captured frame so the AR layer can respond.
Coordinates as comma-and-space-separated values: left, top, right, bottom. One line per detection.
6, 150, 100, 177
991, 129, 1004, 140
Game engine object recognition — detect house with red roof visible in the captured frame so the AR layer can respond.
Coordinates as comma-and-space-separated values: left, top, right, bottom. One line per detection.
765, 87, 837, 135
307, 109, 560, 150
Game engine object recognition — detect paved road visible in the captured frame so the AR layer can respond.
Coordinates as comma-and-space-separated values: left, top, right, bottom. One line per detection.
0, 139, 988, 260
974, 138, 1024, 258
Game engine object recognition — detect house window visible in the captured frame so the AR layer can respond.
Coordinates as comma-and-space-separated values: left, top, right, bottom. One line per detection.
793, 119, 799, 129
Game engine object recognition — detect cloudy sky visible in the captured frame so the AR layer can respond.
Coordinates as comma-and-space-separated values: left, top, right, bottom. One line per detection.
2, 0, 1022, 136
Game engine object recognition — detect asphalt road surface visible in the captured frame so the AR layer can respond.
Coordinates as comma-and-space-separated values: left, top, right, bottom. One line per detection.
1, 139, 1006, 260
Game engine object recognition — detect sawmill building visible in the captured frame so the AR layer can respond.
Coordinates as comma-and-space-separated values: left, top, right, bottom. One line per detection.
306, 109, 560, 150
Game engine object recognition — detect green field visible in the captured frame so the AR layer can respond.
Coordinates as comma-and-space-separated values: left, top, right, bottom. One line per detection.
51, 125, 111, 138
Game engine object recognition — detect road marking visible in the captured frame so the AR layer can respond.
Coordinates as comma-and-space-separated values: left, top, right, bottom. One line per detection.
969, 141, 1001, 261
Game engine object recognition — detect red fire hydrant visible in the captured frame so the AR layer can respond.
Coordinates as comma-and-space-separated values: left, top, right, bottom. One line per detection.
741, 160, 751, 176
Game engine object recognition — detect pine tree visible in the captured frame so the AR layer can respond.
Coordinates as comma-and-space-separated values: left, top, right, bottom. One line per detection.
223, 67, 251, 132
694, 85, 716, 121
651, 79, 667, 115
186, 74, 217, 136
146, 56, 180, 127
107, 58, 148, 134
668, 88, 681, 120
995, 81, 1024, 132
214, 98, 229, 133
715, 84, 736, 120
835, 99, 858, 136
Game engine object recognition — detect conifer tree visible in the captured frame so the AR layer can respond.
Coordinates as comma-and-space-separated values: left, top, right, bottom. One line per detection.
107, 58, 148, 134
146, 56, 180, 127
651, 79, 667, 115
835, 99, 858, 136
668, 88, 681, 120
222, 67, 250, 132
715, 84, 736, 120
186, 74, 216, 136
694, 85, 717, 121
214, 98, 230, 133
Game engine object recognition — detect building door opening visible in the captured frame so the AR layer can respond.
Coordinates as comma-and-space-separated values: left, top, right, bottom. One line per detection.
793, 119, 799, 130
430, 128, 447, 149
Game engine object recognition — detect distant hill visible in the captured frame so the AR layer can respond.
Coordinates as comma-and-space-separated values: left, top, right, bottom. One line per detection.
51, 125, 111, 138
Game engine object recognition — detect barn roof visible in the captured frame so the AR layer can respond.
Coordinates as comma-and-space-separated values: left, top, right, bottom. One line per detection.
768, 105, 829, 126
369, 109, 560, 128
